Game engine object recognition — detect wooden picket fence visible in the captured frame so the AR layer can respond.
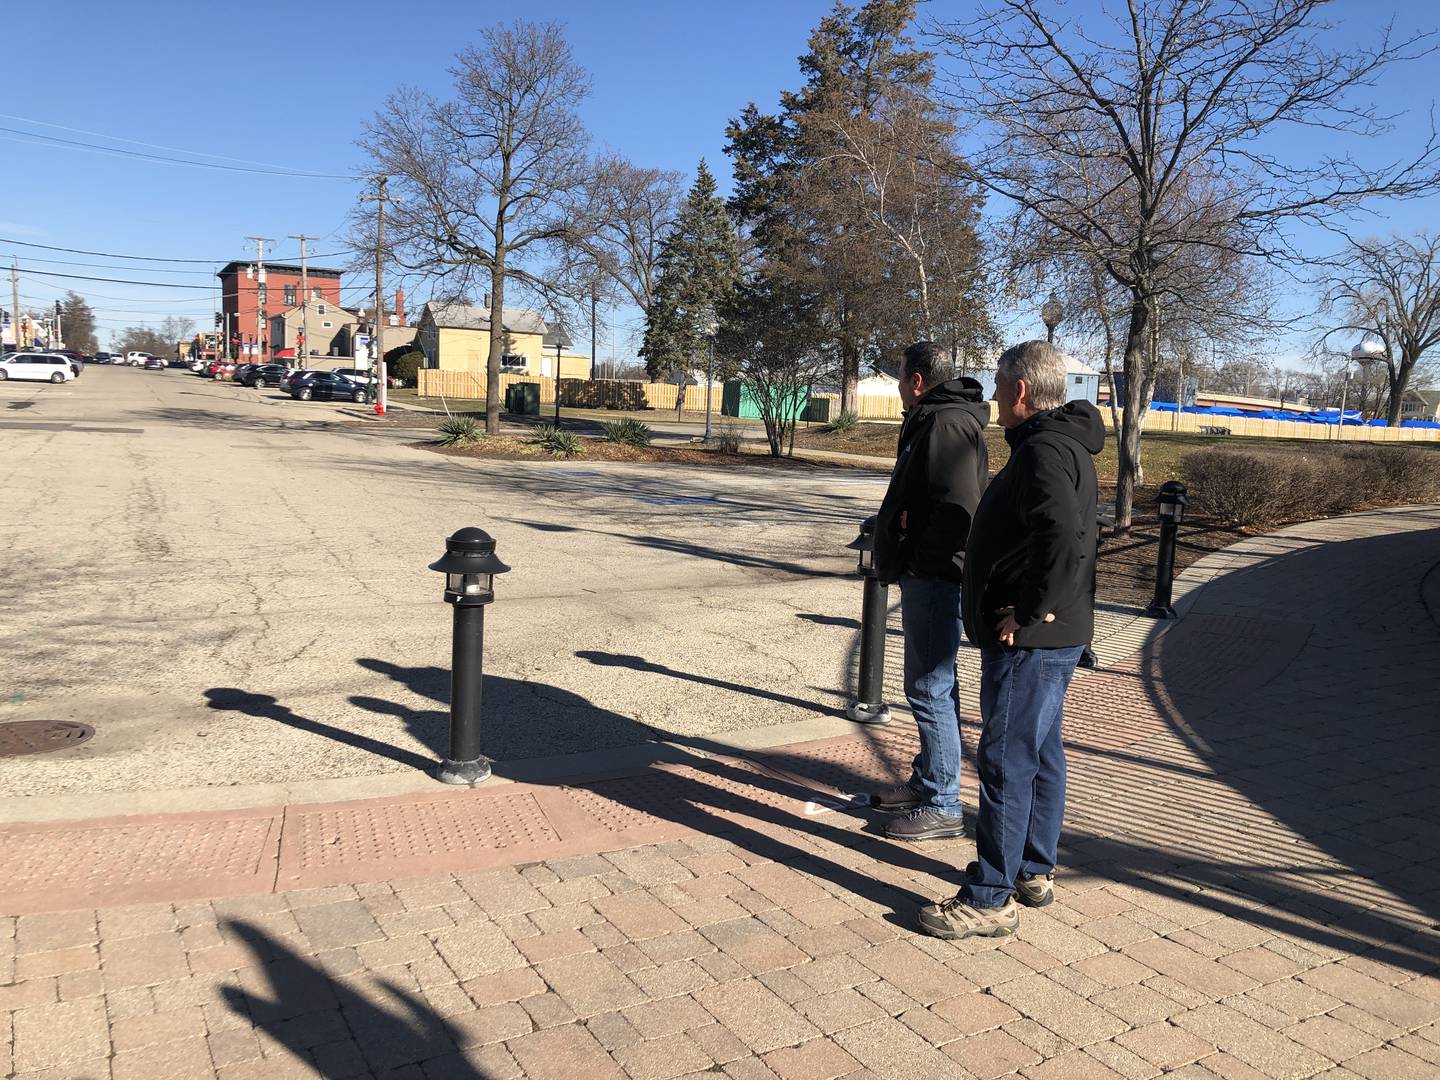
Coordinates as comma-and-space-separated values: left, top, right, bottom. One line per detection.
416, 370, 726, 413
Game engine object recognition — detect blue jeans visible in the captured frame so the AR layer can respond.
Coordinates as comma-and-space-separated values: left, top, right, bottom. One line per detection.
961, 644, 1085, 908
899, 574, 964, 814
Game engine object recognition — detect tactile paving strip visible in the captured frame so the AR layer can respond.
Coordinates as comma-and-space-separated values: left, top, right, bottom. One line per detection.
0, 815, 274, 892
567, 760, 811, 834
752, 726, 919, 794
289, 790, 561, 870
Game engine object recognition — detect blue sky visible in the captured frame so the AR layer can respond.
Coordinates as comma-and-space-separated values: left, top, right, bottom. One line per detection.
4, 0, 1438, 359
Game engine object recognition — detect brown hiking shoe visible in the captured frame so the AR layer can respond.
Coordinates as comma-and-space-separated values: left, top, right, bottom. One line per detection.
918, 895, 1020, 939
1015, 871, 1055, 908
884, 807, 966, 842
871, 782, 924, 812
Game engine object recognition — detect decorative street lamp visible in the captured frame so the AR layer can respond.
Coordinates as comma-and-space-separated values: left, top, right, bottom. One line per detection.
704, 318, 719, 443
1145, 481, 1189, 619
429, 527, 510, 785
845, 516, 891, 725
1041, 293, 1064, 344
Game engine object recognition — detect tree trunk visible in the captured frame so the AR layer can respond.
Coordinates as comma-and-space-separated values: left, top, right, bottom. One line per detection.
839, 345, 859, 417
675, 373, 686, 420
485, 253, 506, 435
1114, 293, 1150, 535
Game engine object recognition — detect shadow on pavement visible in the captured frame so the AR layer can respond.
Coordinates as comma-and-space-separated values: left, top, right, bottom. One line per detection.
1142, 521, 1440, 973
574, 650, 841, 717
220, 920, 487, 1078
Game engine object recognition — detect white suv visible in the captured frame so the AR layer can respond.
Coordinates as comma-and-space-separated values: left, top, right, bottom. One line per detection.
0, 352, 76, 383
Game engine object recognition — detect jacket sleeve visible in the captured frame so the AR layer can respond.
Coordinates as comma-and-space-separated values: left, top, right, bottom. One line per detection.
908, 415, 985, 578
1013, 443, 1082, 627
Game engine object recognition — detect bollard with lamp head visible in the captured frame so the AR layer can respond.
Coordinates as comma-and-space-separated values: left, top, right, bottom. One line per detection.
845, 516, 892, 725
1144, 481, 1188, 619
429, 527, 510, 784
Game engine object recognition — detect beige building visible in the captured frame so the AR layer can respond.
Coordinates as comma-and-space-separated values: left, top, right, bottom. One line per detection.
1399, 387, 1440, 422
269, 298, 359, 359
416, 302, 591, 379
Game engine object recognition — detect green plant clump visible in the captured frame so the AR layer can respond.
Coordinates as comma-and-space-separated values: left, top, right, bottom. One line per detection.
437, 415, 483, 446
529, 423, 584, 459
601, 418, 654, 447
823, 411, 860, 434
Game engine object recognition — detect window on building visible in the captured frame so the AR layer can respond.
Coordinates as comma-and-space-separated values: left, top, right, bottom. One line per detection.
311, 287, 321, 300
322, 321, 333, 329
284, 285, 296, 306
500, 353, 527, 370
317, 304, 326, 316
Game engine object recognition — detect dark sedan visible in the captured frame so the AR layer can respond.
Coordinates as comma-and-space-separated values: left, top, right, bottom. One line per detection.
242, 363, 293, 388
288, 370, 367, 402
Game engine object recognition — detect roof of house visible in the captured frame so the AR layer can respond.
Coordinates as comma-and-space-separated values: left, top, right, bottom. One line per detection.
421, 302, 549, 336
1406, 387, 1440, 407
216, 262, 344, 279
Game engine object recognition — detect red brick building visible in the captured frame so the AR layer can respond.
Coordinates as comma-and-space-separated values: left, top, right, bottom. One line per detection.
216, 261, 344, 358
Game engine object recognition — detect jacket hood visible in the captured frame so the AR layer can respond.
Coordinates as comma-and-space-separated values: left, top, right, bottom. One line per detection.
1007, 400, 1106, 455
912, 377, 989, 415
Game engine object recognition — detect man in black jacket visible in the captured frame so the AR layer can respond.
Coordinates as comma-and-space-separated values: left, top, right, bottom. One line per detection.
869, 341, 990, 842
919, 340, 1104, 939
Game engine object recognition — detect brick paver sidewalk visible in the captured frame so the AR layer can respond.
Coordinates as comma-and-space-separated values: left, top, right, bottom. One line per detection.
3, 508, 1438, 1079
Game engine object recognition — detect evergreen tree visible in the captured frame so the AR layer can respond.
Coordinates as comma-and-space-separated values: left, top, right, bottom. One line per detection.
640, 160, 741, 387
59, 292, 97, 354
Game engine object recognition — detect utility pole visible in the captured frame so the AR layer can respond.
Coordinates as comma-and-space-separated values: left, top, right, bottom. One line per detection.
245, 236, 274, 363
11, 260, 21, 350
359, 176, 396, 413
288, 233, 314, 369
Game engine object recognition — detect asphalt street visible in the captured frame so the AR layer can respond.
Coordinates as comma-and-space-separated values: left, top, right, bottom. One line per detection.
0, 365, 892, 800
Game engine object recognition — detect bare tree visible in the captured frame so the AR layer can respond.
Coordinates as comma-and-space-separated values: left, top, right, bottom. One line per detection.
933, 0, 1440, 530
1318, 232, 1440, 424
359, 22, 592, 433
575, 153, 685, 312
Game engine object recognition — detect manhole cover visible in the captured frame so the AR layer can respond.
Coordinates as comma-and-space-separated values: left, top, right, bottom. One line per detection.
0, 721, 95, 757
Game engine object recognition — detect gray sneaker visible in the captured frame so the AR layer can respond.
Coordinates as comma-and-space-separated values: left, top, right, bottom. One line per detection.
918, 895, 1020, 939
884, 807, 966, 842
1015, 871, 1055, 908
871, 782, 924, 812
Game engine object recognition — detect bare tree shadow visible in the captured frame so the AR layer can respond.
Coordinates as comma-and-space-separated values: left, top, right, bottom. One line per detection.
574, 650, 841, 716
220, 920, 490, 1077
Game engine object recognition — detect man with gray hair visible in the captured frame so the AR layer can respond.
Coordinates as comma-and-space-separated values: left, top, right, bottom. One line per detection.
919, 340, 1104, 939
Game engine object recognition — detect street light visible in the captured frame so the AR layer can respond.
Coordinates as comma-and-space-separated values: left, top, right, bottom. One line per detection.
1339, 338, 1385, 439
845, 516, 891, 725
1041, 293, 1063, 344
704, 318, 719, 442
429, 527, 510, 785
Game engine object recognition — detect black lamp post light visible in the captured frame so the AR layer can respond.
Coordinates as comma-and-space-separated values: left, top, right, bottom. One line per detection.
846, 516, 891, 725
429, 527, 510, 785
1145, 481, 1188, 619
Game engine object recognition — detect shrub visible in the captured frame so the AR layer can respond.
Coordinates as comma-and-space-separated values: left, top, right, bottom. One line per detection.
528, 423, 584, 459
712, 421, 743, 455
601, 418, 653, 447
822, 411, 860, 434
1181, 444, 1439, 527
437, 415, 482, 447
388, 350, 424, 387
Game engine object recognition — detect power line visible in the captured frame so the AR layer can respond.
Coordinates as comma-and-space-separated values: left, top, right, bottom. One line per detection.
0, 235, 353, 264
0, 126, 359, 178
0, 112, 347, 175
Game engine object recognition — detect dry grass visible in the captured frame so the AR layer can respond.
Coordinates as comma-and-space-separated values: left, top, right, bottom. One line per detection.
419, 435, 840, 469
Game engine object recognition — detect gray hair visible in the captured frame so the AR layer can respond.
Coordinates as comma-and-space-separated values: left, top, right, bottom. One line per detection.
997, 340, 1068, 410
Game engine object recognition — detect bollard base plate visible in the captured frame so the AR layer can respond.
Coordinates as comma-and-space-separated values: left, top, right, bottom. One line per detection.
435, 756, 493, 786
847, 701, 891, 726
1143, 604, 1177, 619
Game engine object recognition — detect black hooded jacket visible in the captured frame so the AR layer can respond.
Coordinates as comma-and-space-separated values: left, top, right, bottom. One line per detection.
872, 378, 990, 585
962, 401, 1105, 649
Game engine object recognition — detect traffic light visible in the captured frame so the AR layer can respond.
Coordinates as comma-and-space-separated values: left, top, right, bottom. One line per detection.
214, 313, 223, 328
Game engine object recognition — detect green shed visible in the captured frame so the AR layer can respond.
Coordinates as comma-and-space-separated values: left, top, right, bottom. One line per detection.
721, 380, 810, 421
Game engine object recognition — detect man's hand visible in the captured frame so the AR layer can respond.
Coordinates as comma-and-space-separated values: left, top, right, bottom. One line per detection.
995, 606, 1055, 646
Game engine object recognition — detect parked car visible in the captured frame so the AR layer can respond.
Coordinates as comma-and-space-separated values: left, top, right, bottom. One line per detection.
143, 356, 166, 370
232, 363, 258, 384
288, 370, 368, 402
0, 352, 76, 383
93, 352, 114, 364
190, 358, 207, 373
124, 351, 149, 366
243, 363, 292, 388
330, 367, 378, 387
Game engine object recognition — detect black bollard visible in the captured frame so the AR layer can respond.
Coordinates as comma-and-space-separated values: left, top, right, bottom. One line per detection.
429, 528, 510, 784
846, 517, 892, 725
1144, 481, 1188, 619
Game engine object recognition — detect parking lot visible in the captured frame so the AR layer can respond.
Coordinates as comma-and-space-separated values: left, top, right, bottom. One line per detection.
0, 363, 891, 809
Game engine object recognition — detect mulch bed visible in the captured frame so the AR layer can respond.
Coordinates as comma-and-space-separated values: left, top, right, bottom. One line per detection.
417, 435, 847, 469
1096, 514, 1252, 606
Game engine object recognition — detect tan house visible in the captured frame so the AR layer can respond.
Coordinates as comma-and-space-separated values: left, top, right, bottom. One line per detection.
1399, 387, 1440, 422
416, 302, 591, 379
269, 298, 359, 359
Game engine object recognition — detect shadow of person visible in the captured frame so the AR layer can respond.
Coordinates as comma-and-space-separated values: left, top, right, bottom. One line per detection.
220, 920, 485, 1078
202, 687, 437, 771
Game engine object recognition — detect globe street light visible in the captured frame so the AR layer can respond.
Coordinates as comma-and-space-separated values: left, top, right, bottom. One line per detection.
1041, 293, 1064, 344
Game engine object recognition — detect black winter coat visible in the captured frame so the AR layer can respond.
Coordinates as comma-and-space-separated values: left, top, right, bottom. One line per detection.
872, 378, 990, 585
962, 401, 1105, 650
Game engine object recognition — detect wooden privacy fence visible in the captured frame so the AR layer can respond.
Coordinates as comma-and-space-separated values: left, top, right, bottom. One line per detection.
1131, 408, 1440, 442
417, 370, 726, 413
